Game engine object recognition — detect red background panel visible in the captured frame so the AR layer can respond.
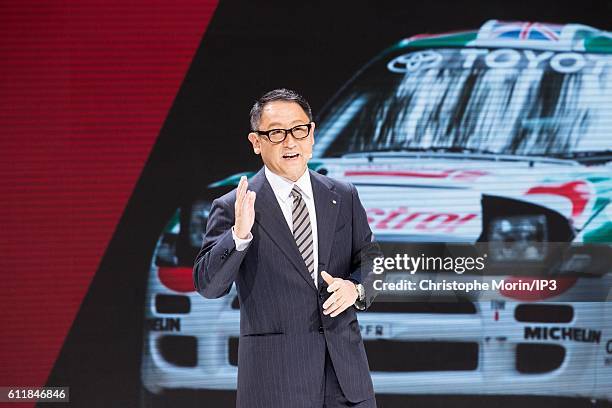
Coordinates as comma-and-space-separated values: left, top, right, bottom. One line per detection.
0, 0, 217, 399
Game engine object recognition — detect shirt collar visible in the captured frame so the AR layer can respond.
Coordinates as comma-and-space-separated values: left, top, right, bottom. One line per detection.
264, 166, 313, 203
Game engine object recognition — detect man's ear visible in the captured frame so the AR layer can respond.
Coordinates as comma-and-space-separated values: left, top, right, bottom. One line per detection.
310, 122, 316, 144
248, 132, 261, 155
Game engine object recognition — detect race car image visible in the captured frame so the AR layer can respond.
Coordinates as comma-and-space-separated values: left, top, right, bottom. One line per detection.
141, 20, 612, 403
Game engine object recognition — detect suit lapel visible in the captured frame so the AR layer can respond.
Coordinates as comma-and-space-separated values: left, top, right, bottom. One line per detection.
310, 170, 340, 279
250, 168, 317, 291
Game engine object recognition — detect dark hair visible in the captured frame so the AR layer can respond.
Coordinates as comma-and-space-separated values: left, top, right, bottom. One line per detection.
249, 88, 313, 131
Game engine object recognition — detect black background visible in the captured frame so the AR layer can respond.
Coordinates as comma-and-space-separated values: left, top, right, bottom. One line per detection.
44, 0, 612, 406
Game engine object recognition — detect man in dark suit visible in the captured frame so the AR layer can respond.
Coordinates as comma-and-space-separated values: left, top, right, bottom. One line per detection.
194, 88, 381, 407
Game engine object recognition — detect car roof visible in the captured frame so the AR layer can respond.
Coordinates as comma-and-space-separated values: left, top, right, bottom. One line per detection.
395, 19, 612, 53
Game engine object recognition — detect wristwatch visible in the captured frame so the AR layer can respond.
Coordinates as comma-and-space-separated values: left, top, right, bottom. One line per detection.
354, 282, 366, 310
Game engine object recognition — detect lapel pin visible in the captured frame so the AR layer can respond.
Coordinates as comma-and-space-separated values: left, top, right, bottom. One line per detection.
332, 200, 337, 205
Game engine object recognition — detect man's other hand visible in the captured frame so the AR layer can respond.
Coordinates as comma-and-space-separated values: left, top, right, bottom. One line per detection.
321, 271, 358, 317
234, 176, 256, 239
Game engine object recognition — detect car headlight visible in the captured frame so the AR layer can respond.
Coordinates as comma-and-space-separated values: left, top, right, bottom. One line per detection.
488, 215, 548, 262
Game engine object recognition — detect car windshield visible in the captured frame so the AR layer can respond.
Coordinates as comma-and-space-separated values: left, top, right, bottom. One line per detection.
315, 48, 612, 162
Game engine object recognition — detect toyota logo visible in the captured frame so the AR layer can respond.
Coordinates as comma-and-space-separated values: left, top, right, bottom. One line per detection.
387, 50, 443, 73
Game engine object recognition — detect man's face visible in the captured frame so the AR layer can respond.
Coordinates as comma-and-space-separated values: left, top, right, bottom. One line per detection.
248, 101, 315, 182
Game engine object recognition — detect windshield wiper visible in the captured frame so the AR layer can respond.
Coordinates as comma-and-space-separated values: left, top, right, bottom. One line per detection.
343, 146, 498, 155
341, 146, 580, 165
551, 150, 612, 164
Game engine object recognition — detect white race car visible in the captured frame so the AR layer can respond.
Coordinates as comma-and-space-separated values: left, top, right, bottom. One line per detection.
141, 20, 612, 403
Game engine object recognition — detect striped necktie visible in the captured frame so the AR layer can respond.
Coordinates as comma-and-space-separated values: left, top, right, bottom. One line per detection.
291, 186, 315, 283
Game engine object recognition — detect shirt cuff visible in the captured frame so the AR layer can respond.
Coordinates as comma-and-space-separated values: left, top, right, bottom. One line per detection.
232, 226, 252, 251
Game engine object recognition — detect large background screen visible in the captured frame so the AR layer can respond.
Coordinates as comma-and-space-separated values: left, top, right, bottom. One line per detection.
1, 1, 611, 407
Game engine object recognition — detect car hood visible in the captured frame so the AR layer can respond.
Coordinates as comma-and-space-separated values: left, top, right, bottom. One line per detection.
310, 156, 612, 243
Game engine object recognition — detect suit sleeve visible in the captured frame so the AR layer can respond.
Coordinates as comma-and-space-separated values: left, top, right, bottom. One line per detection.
348, 183, 384, 310
193, 196, 249, 299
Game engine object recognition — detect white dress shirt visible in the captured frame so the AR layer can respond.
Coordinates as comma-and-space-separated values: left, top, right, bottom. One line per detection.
232, 166, 319, 287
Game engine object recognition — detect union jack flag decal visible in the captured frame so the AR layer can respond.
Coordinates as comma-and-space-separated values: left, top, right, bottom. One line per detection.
487, 21, 563, 41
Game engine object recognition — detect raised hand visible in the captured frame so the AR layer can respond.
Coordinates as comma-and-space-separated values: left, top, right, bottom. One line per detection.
321, 271, 358, 317
234, 176, 256, 239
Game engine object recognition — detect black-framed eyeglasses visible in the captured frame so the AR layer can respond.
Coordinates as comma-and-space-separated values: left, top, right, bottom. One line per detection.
255, 123, 313, 144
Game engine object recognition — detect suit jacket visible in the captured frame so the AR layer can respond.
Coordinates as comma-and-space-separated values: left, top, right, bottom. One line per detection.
193, 167, 381, 408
